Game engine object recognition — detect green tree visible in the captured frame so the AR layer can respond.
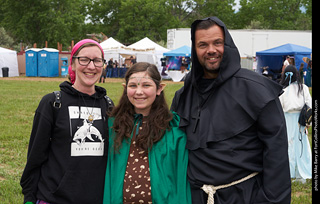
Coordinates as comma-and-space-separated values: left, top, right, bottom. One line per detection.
87, 0, 201, 44
190, 0, 237, 29
0, 0, 90, 48
0, 27, 14, 48
0, 0, 311, 49
235, 0, 312, 30
85, 0, 121, 38
116, 0, 167, 44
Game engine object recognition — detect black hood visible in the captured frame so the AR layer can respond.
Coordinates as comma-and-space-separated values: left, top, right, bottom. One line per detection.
189, 16, 241, 93
59, 81, 107, 99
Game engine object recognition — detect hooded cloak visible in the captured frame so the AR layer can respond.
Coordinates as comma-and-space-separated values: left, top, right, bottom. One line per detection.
171, 16, 291, 204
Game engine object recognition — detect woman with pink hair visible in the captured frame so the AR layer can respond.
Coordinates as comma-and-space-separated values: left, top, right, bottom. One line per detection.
21, 39, 113, 204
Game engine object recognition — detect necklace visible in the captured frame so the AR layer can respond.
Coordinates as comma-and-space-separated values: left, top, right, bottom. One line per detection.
73, 84, 96, 123
88, 114, 94, 122
80, 93, 96, 123
80, 94, 96, 124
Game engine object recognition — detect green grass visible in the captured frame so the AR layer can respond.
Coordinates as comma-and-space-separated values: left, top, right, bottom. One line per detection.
0, 78, 184, 203
0, 78, 312, 203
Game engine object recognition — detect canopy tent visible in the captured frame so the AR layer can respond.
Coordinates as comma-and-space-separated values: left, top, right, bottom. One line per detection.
126, 37, 169, 72
100, 37, 126, 50
163, 45, 191, 57
101, 37, 129, 66
163, 45, 191, 82
256, 43, 312, 74
102, 37, 169, 75
127, 37, 168, 52
0, 47, 19, 77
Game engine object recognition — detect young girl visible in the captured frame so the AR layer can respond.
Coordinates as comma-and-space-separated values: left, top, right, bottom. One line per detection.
103, 62, 191, 204
279, 65, 312, 183
21, 39, 113, 204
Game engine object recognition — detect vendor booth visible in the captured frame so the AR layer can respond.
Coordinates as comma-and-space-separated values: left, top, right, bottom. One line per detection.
256, 43, 312, 81
102, 37, 169, 78
163, 45, 191, 82
101, 37, 129, 78
127, 37, 169, 73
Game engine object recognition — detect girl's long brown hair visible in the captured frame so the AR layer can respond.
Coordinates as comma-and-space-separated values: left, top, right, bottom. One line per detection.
110, 62, 173, 152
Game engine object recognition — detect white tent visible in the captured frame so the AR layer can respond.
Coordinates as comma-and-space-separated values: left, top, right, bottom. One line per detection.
127, 37, 168, 52
101, 37, 129, 66
127, 37, 169, 72
102, 37, 169, 72
0, 47, 19, 77
100, 37, 126, 50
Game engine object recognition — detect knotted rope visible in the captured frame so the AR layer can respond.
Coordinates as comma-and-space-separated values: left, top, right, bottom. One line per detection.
201, 172, 259, 204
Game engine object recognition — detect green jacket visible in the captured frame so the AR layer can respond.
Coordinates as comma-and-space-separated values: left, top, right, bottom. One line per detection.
103, 112, 191, 204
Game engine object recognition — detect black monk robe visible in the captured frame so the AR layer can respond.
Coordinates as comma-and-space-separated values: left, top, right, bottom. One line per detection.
171, 16, 291, 204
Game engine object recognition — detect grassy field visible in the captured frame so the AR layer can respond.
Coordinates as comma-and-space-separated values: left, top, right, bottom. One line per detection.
0, 77, 312, 203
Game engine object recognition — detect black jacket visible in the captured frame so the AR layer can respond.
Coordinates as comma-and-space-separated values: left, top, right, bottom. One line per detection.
21, 81, 112, 204
171, 17, 291, 204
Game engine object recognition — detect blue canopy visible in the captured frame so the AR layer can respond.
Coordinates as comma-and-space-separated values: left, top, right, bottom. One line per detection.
256, 43, 311, 56
256, 43, 311, 74
163, 45, 191, 57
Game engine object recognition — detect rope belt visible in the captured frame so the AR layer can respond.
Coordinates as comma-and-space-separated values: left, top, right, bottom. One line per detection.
201, 172, 259, 204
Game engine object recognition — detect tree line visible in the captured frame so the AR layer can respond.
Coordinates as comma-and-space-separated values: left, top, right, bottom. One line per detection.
0, 0, 312, 50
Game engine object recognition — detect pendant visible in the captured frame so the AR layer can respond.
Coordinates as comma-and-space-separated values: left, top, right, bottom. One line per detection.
88, 115, 94, 122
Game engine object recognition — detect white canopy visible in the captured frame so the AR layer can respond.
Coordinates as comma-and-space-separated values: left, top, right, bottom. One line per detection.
127, 37, 169, 73
127, 37, 169, 52
100, 37, 126, 50
103, 37, 169, 73
0, 47, 19, 77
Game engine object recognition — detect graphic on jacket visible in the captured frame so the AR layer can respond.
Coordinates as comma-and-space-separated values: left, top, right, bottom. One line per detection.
73, 119, 103, 144
68, 106, 104, 156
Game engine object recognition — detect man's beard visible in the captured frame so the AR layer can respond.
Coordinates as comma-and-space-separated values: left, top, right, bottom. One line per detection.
204, 66, 220, 74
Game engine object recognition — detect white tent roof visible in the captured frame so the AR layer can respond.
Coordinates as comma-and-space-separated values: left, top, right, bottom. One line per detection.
103, 37, 168, 73
127, 37, 169, 52
100, 37, 126, 50
0, 47, 19, 77
0, 47, 15, 53
25, 48, 42, 52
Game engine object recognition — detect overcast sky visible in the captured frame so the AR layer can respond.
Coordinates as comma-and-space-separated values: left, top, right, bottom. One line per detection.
233, 0, 241, 12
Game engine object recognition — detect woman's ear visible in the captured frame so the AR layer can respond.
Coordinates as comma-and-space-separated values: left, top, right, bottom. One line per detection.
72, 63, 76, 72
156, 83, 166, 96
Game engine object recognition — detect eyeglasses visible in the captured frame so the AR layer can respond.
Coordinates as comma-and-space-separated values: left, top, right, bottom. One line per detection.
73, 56, 105, 67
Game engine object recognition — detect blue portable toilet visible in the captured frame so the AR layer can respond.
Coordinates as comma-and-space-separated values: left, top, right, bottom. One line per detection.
60, 57, 69, 77
38, 48, 59, 77
25, 48, 41, 76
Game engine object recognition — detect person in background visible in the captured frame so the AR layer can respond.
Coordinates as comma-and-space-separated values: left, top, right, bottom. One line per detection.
107, 58, 114, 78
99, 63, 107, 83
282, 55, 291, 73
103, 62, 191, 204
21, 39, 113, 204
114, 60, 119, 68
298, 62, 304, 83
305, 60, 312, 87
130, 55, 137, 67
279, 65, 312, 183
